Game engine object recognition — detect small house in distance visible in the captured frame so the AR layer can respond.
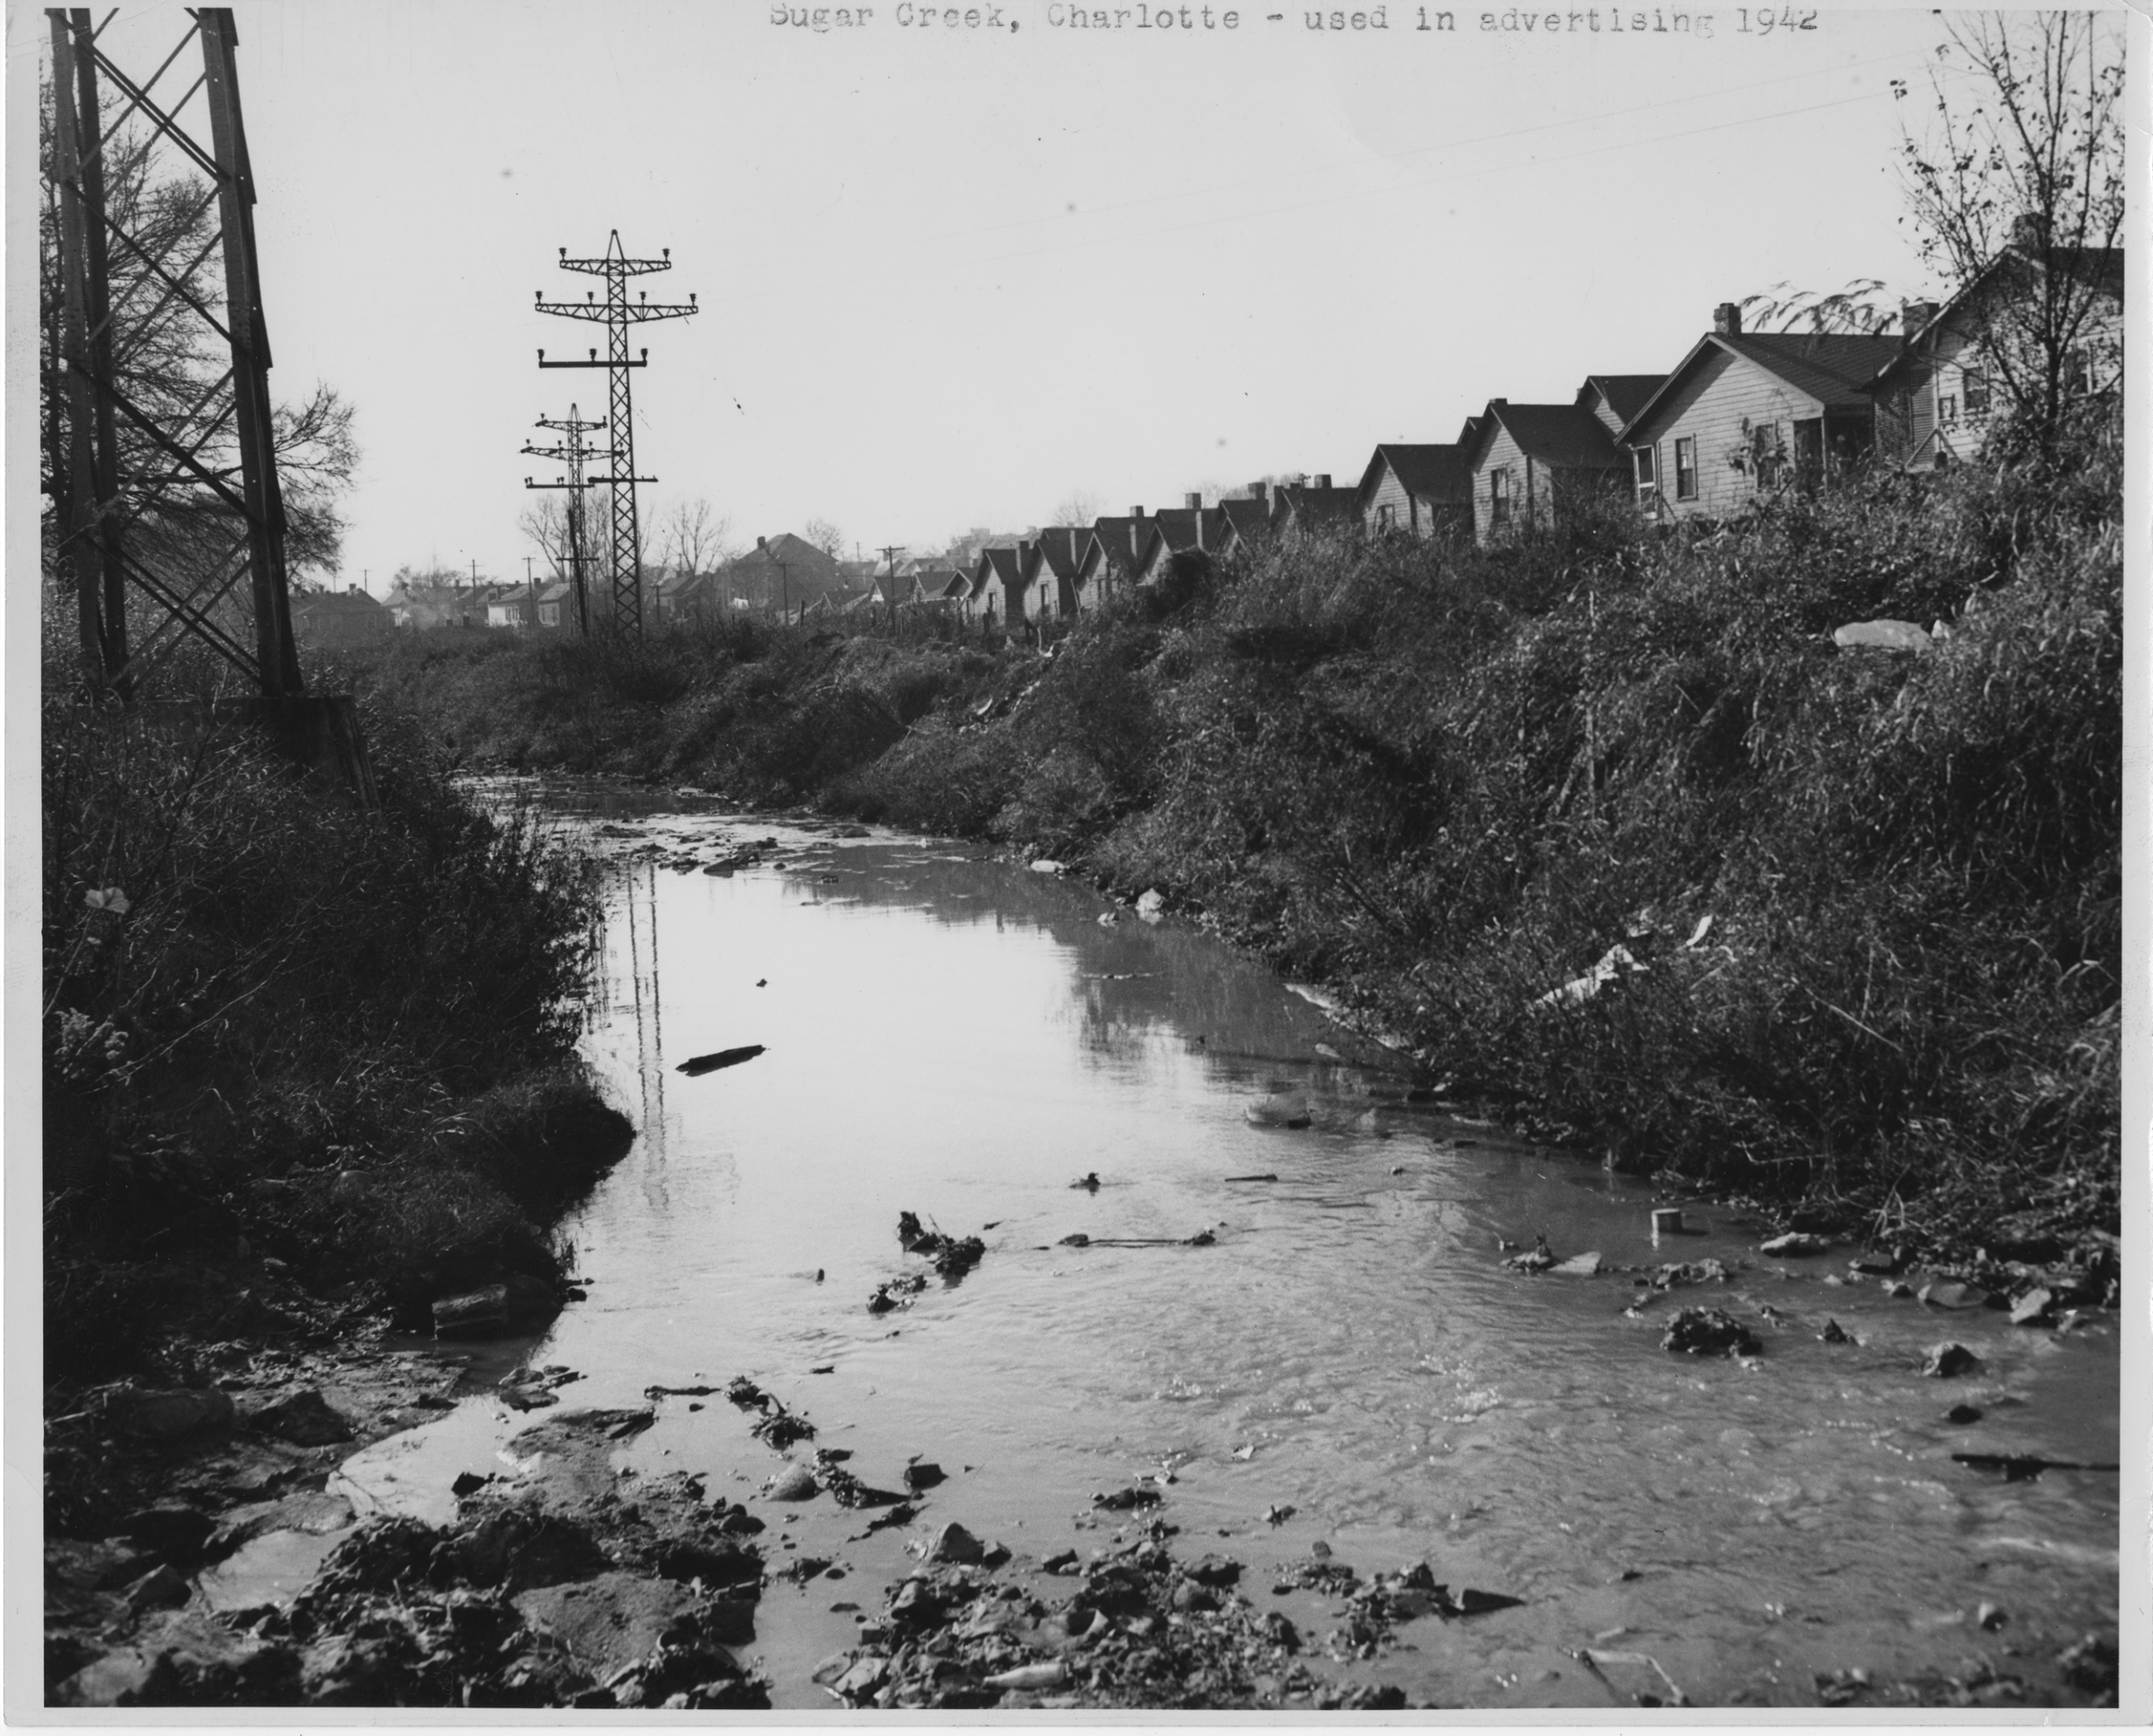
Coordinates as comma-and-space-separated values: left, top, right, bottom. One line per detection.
1464, 397, 1628, 544
534, 581, 575, 629
292, 585, 391, 648
1355, 445, 1475, 539
1866, 224, 2123, 471
1618, 304, 1901, 519
1268, 474, 1359, 536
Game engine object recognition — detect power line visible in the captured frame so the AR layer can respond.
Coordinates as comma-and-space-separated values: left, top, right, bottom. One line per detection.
522, 403, 610, 636
536, 231, 697, 635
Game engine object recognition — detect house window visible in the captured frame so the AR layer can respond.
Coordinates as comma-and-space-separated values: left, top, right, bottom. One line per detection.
1674, 437, 1697, 502
1489, 467, 1511, 527
1938, 393, 1959, 426
1376, 502, 1397, 531
1634, 446, 1657, 500
1962, 369, 1990, 415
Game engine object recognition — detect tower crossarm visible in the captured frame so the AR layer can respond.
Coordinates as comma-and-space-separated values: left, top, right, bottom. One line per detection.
534, 295, 697, 324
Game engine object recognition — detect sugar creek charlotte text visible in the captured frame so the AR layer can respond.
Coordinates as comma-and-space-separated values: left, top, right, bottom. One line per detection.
775, 4, 1823, 35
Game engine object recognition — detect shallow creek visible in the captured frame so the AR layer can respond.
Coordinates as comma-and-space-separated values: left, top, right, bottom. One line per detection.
320, 786, 2115, 1708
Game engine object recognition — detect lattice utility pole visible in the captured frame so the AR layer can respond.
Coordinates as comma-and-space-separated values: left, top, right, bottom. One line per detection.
44, 6, 301, 697
521, 405, 609, 636
535, 233, 696, 635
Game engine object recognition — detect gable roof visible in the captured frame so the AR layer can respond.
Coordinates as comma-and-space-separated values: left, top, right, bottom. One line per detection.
1468, 401, 1625, 472
1619, 332, 1903, 441
1356, 443, 1475, 507
1869, 242, 2125, 390
1088, 516, 1155, 575
1270, 482, 1360, 528
1031, 526, 1089, 581
1577, 374, 1668, 428
973, 545, 1025, 593
1216, 497, 1270, 546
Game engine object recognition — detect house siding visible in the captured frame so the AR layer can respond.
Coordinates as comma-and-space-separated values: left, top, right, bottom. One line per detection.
1471, 424, 1534, 544
1628, 348, 1823, 520
1364, 464, 1419, 536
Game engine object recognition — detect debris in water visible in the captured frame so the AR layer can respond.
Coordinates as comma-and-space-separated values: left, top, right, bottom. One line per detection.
903, 1461, 946, 1493
1920, 1341, 1980, 1378
1551, 1252, 1603, 1277
1504, 1234, 1556, 1273
1575, 1645, 1690, 1707
867, 1275, 928, 1314
676, 1044, 766, 1077
1817, 1319, 1857, 1345
1224, 1173, 1278, 1183
1094, 1486, 1163, 1511
1264, 1504, 1296, 1526
726, 1376, 816, 1447
1944, 1403, 1983, 1425
1950, 1452, 2119, 1482
1070, 1172, 1101, 1191
897, 1211, 986, 1279
1760, 1232, 1830, 1257
1661, 1308, 1761, 1357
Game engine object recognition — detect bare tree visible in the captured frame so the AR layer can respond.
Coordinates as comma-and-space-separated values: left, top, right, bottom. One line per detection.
802, 518, 847, 563
518, 498, 577, 579
1050, 490, 1102, 528
1893, 12, 2124, 441
656, 495, 734, 578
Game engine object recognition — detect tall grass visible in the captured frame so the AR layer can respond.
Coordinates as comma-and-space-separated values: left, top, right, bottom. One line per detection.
42, 670, 615, 1381
338, 411, 2119, 1248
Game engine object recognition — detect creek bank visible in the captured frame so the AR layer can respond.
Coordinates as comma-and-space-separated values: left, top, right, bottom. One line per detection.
44, 1069, 638, 1706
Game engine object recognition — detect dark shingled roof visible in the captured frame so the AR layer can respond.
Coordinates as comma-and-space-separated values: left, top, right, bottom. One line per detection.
1475, 403, 1625, 471
1215, 497, 1270, 546
1272, 484, 1361, 528
292, 589, 387, 615
977, 545, 1024, 587
1088, 517, 1154, 574
1718, 333, 1905, 409
1031, 526, 1088, 581
1359, 443, 1475, 506
1579, 374, 1668, 426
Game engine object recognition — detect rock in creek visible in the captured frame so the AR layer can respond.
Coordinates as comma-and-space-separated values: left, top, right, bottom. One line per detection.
767, 1465, 819, 1502
1245, 1093, 1312, 1130
431, 1275, 562, 1339
1760, 1232, 1831, 1257
1921, 1342, 1982, 1378
238, 1388, 358, 1446
1661, 1308, 1762, 1357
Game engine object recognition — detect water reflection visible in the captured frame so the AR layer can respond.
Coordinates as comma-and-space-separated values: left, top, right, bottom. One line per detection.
398, 787, 2120, 1710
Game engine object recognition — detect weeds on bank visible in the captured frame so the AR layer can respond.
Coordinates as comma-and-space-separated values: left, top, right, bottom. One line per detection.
41, 668, 610, 1380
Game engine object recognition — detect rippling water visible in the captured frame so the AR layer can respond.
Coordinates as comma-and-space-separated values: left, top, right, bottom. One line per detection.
334, 789, 2118, 1708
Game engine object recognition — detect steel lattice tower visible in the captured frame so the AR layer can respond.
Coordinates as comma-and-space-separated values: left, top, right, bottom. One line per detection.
536, 233, 696, 634
521, 405, 610, 636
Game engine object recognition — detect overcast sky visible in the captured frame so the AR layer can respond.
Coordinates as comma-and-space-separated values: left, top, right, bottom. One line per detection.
45, 2, 1987, 583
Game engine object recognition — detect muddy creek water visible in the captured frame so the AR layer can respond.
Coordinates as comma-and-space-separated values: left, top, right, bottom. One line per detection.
327, 790, 2117, 1709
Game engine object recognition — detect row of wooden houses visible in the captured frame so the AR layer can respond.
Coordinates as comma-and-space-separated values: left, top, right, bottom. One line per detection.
889, 231, 2122, 632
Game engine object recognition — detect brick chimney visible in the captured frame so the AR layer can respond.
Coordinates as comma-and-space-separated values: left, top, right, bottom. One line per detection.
1713, 301, 1742, 336
1129, 505, 1145, 519
1183, 491, 1201, 510
1312, 474, 1332, 490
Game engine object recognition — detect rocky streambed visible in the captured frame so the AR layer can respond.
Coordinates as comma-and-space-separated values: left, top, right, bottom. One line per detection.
45, 789, 2124, 1709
